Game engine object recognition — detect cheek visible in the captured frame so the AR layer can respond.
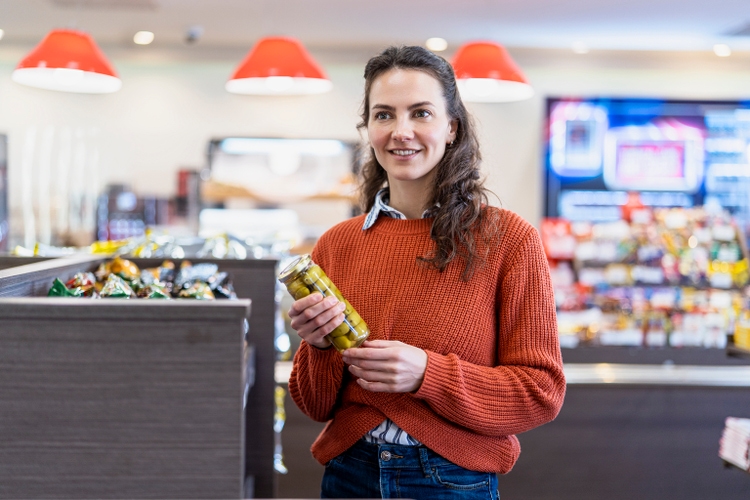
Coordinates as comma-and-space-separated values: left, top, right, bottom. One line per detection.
367, 127, 389, 149
426, 130, 449, 150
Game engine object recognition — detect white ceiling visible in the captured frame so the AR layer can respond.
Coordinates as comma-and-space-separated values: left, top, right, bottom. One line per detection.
1, 0, 750, 54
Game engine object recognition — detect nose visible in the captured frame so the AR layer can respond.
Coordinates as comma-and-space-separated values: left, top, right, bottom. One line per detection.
391, 117, 413, 142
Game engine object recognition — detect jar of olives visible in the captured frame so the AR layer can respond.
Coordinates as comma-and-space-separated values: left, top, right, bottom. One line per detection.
278, 254, 369, 352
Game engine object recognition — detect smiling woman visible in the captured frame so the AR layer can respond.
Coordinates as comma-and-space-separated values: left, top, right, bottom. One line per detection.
285, 45, 566, 500
365, 68, 457, 217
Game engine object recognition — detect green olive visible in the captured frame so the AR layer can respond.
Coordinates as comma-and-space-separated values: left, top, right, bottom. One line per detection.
350, 336, 367, 349
303, 265, 324, 283
332, 336, 352, 351
342, 299, 354, 316
351, 321, 369, 342
329, 322, 349, 338
286, 278, 307, 295
314, 282, 332, 296
318, 275, 333, 288
293, 286, 311, 299
345, 310, 362, 327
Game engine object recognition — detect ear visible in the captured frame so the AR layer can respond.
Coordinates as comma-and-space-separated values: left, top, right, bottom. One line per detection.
447, 119, 458, 144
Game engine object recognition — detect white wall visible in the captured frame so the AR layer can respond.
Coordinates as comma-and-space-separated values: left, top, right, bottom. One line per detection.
1, 45, 749, 245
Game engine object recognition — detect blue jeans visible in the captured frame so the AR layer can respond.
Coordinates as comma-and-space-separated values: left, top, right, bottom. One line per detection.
321, 438, 499, 499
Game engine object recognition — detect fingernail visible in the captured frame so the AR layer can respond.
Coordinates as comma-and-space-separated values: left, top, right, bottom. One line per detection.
338, 302, 346, 310
325, 296, 338, 306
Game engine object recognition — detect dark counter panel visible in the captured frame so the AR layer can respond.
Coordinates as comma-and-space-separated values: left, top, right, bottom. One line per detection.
0, 256, 256, 499
500, 384, 750, 500
0, 254, 280, 498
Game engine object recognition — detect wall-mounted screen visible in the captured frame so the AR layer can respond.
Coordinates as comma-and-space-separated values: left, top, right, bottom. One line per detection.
544, 98, 750, 235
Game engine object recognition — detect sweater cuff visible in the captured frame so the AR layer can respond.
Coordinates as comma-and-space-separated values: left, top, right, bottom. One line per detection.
413, 350, 451, 401
302, 340, 341, 368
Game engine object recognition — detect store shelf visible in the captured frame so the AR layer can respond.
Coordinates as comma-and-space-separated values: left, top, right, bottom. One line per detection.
201, 179, 357, 204
276, 360, 750, 387
727, 342, 750, 359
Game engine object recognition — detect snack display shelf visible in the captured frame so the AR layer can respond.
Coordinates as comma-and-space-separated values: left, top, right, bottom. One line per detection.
0, 254, 280, 499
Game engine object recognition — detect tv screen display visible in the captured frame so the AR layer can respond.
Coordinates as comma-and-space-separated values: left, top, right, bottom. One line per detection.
544, 98, 750, 232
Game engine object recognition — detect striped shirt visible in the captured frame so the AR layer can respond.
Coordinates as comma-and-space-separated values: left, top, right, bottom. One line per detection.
361, 188, 435, 230
362, 188, 429, 446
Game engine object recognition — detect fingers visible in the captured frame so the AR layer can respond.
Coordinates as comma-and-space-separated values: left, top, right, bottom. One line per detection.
356, 379, 392, 392
342, 341, 402, 362
343, 342, 428, 393
288, 293, 346, 349
289, 294, 343, 330
348, 363, 397, 383
288, 292, 324, 318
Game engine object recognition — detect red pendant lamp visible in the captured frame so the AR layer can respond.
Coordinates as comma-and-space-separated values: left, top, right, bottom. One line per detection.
226, 36, 332, 95
12, 29, 122, 94
451, 41, 533, 102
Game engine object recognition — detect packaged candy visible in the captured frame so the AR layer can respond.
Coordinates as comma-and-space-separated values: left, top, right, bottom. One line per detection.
175, 262, 219, 289
136, 283, 171, 299
48, 278, 84, 297
100, 274, 135, 298
177, 282, 215, 300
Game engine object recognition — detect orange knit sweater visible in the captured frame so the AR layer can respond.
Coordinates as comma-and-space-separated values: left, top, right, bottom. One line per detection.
288, 207, 566, 474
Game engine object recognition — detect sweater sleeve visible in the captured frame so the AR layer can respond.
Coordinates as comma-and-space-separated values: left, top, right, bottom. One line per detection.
413, 226, 566, 436
287, 342, 346, 422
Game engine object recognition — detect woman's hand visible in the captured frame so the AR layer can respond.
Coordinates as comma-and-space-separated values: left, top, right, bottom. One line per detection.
342, 340, 428, 393
288, 293, 346, 350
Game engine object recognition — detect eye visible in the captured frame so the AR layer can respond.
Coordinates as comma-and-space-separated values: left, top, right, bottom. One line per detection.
373, 111, 391, 120
413, 109, 432, 118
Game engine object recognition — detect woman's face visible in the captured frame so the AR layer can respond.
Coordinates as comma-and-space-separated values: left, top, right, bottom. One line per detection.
366, 69, 457, 187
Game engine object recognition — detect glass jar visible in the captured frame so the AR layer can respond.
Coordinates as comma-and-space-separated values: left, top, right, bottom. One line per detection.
278, 254, 369, 352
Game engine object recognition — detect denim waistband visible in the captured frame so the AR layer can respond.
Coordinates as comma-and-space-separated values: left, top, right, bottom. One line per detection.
345, 438, 456, 471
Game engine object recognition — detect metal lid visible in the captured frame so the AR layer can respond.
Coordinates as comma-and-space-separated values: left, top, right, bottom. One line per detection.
277, 254, 312, 283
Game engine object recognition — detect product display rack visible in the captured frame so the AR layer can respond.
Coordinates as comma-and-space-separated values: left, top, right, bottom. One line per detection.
0, 253, 280, 499
544, 207, 750, 351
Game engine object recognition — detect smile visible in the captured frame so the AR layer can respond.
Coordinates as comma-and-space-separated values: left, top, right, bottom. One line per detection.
390, 149, 418, 156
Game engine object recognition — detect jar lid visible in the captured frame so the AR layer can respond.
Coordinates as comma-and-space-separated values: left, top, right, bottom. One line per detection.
278, 254, 312, 283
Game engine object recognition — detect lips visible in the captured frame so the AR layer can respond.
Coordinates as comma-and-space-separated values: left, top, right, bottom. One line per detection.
390, 149, 418, 156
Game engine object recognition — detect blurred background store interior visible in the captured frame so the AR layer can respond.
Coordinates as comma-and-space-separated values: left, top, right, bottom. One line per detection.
1, 1, 750, 499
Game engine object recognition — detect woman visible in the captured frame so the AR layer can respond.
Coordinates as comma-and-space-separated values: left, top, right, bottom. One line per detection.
287, 45, 565, 499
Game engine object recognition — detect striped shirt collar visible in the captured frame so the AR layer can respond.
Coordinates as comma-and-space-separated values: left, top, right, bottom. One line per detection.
362, 188, 436, 230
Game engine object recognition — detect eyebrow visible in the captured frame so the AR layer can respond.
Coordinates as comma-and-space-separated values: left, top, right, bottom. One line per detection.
371, 101, 436, 111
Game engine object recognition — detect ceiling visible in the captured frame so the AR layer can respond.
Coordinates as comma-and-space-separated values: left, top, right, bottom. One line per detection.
1, 0, 750, 55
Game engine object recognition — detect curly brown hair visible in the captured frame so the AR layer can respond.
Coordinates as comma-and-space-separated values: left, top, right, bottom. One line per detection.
357, 45, 499, 280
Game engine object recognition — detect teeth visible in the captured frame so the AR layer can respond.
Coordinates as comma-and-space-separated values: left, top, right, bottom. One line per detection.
392, 150, 416, 156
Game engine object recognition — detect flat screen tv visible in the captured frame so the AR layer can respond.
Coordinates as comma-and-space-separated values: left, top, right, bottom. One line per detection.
543, 97, 750, 233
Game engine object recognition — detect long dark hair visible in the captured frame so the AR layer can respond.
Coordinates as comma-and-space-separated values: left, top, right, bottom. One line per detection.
357, 45, 498, 280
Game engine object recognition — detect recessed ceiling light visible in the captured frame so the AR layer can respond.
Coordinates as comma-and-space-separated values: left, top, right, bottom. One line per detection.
426, 37, 448, 52
572, 41, 589, 54
0, 29, 5, 41
133, 31, 155, 45
713, 44, 731, 57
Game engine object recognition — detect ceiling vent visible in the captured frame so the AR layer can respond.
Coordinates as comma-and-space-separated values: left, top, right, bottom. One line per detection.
50, 0, 157, 9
